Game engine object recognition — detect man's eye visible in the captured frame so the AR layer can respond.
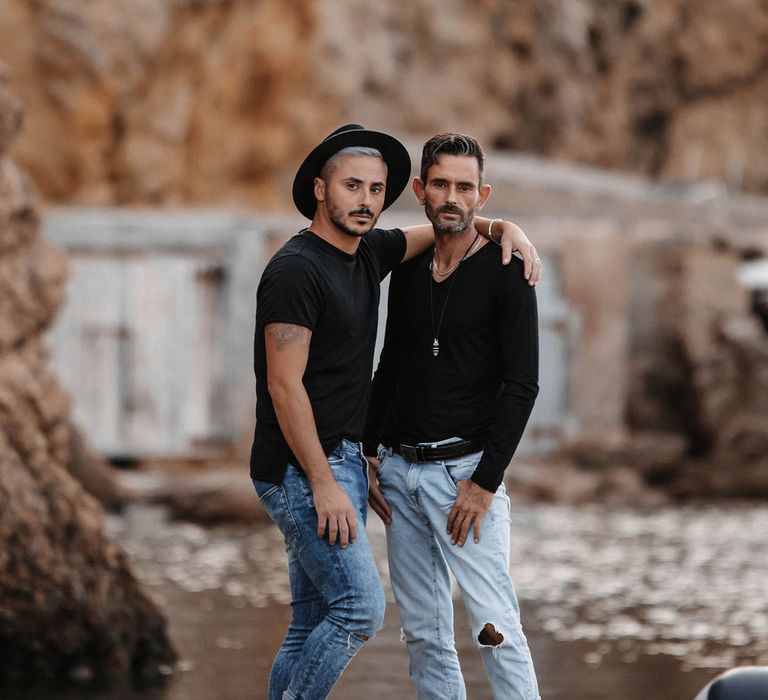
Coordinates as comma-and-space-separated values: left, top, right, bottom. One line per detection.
371, 187, 383, 194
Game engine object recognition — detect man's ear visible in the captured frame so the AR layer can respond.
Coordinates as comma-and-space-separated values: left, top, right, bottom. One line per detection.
412, 177, 426, 206
314, 177, 326, 202
476, 183, 492, 210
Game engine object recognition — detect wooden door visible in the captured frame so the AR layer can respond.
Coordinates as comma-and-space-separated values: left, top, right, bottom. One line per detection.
48, 250, 228, 458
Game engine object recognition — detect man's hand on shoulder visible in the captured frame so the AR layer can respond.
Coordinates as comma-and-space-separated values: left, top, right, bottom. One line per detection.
446, 480, 494, 546
493, 221, 541, 286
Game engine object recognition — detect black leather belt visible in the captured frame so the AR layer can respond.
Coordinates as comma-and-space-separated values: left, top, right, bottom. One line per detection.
392, 439, 483, 462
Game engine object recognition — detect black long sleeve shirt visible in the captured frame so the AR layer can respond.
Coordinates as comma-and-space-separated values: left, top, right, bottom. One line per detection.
363, 243, 539, 492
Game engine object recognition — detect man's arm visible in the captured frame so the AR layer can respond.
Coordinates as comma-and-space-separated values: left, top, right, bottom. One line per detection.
447, 273, 539, 546
401, 217, 541, 285
362, 275, 404, 525
265, 322, 357, 547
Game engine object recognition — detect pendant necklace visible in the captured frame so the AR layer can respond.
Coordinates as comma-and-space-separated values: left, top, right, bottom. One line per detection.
429, 232, 481, 357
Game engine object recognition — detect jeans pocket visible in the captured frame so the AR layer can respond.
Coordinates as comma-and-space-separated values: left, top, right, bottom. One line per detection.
252, 478, 280, 502
442, 451, 483, 487
326, 439, 350, 468
375, 452, 392, 485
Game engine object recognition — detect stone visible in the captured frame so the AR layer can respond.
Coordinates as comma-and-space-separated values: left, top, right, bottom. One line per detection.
1, 0, 767, 205
0, 82, 23, 154
118, 464, 269, 525
0, 77, 175, 684
626, 239, 768, 497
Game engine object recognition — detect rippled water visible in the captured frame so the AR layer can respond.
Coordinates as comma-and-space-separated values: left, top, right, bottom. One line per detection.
508, 504, 768, 673
7, 501, 767, 699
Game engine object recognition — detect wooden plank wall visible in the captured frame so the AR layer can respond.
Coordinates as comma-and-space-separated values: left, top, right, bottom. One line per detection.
49, 250, 227, 458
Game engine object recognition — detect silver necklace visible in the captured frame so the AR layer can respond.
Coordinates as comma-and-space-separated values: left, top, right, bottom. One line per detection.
429, 232, 482, 276
429, 232, 481, 357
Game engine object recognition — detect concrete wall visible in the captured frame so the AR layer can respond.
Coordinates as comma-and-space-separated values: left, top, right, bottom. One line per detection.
42, 149, 768, 468
43, 207, 577, 460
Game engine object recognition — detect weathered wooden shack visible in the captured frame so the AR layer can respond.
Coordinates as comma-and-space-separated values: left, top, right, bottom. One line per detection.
43, 205, 573, 461
43, 150, 768, 476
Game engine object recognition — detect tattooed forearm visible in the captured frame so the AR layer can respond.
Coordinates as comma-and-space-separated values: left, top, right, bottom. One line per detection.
266, 323, 310, 351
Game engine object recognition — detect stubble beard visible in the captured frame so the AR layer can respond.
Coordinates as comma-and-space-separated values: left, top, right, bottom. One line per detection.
326, 196, 377, 239
425, 201, 476, 236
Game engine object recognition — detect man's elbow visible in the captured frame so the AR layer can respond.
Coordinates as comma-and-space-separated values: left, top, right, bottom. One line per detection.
267, 373, 299, 404
504, 377, 539, 402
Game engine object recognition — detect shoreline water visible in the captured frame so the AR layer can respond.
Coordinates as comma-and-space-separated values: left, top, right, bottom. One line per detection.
6, 500, 767, 699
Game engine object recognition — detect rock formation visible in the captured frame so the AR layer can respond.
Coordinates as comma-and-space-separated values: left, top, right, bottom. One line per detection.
627, 241, 768, 497
0, 0, 766, 206
0, 67, 175, 683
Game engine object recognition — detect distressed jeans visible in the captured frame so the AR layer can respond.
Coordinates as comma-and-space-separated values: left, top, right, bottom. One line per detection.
252, 439, 386, 700
378, 447, 540, 700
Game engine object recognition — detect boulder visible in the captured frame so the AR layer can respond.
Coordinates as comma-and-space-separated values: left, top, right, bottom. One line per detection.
0, 0, 767, 205
0, 67, 175, 684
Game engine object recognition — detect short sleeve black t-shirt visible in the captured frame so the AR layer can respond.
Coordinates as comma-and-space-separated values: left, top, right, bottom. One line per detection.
250, 227, 406, 482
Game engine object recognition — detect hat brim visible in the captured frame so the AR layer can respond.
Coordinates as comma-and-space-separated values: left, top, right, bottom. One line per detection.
292, 127, 411, 220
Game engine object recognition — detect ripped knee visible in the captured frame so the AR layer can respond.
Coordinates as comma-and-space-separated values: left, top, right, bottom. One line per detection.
477, 622, 504, 647
352, 633, 370, 642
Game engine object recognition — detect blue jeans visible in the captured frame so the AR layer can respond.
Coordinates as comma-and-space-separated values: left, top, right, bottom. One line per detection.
378, 447, 540, 700
252, 440, 386, 700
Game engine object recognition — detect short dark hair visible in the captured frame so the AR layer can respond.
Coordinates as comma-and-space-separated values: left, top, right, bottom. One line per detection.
420, 133, 485, 185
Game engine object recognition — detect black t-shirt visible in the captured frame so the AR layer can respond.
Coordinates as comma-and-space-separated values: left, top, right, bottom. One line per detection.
250, 228, 406, 483
363, 243, 539, 492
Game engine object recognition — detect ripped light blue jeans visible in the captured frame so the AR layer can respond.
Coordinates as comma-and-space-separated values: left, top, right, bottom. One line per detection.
252, 439, 386, 700
378, 447, 540, 700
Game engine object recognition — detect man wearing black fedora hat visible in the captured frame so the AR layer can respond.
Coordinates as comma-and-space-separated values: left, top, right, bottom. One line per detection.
249, 124, 540, 700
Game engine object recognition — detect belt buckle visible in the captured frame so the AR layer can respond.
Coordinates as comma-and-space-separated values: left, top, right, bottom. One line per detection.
400, 443, 426, 461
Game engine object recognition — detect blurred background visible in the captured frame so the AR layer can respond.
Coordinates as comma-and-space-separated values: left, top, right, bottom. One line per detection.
0, 1, 767, 699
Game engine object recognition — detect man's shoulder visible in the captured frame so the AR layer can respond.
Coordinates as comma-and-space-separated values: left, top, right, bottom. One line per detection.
465, 246, 532, 298
366, 226, 404, 239
479, 246, 526, 278
362, 227, 405, 252
264, 233, 320, 274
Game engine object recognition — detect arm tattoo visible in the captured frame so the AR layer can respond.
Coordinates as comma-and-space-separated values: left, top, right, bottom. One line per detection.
266, 323, 310, 351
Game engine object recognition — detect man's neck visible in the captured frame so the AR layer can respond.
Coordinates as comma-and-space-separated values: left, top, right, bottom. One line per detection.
308, 216, 362, 255
432, 225, 477, 267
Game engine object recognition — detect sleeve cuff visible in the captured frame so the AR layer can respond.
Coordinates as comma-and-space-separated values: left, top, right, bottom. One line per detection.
470, 470, 502, 493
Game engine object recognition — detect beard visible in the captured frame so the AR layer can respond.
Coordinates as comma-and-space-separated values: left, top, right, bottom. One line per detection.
425, 202, 476, 235
326, 194, 377, 238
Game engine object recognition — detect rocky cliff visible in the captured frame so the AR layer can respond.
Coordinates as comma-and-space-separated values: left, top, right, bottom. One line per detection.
0, 67, 175, 683
0, 0, 766, 206
627, 241, 768, 497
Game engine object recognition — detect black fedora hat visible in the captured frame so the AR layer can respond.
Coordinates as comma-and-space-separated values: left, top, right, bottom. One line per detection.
292, 123, 411, 220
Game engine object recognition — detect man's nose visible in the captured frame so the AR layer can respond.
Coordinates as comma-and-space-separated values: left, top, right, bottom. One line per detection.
360, 188, 374, 207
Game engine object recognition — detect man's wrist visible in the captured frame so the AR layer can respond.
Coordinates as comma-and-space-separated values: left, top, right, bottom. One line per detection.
487, 218, 501, 244
306, 467, 335, 489
470, 474, 498, 494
